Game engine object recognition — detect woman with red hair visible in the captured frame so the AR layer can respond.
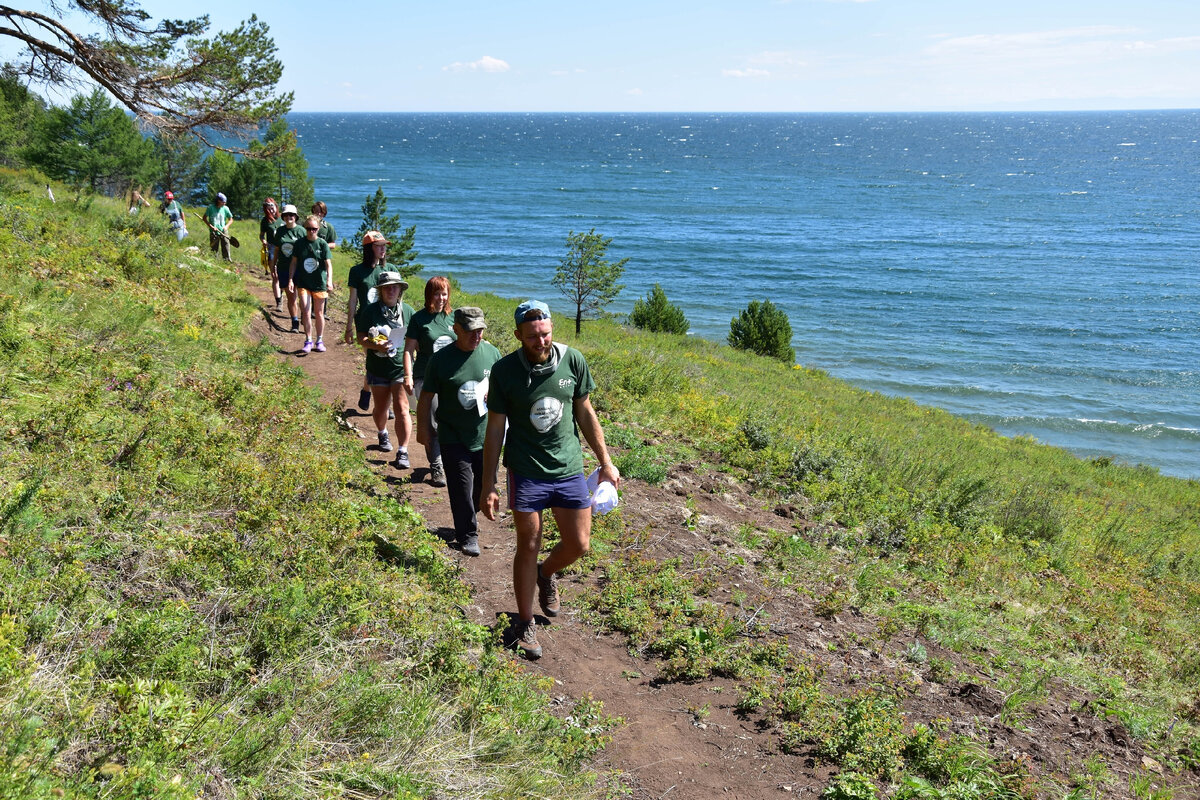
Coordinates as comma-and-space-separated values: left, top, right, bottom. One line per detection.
260, 198, 283, 306
404, 276, 454, 483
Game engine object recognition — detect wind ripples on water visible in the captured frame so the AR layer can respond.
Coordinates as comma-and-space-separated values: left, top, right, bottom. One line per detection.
293, 112, 1200, 478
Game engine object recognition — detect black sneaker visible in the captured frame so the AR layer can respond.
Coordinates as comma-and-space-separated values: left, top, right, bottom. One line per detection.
274, 297, 282, 310
429, 458, 447, 487
357, 389, 371, 411
462, 535, 480, 557
290, 318, 300, 333
512, 618, 542, 660
377, 431, 392, 452
537, 564, 560, 618
393, 449, 410, 469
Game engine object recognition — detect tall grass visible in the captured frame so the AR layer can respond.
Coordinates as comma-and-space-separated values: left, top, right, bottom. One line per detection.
0, 169, 613, 798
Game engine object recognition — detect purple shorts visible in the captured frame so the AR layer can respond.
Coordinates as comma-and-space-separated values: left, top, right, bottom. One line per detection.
508, 471, 590, 512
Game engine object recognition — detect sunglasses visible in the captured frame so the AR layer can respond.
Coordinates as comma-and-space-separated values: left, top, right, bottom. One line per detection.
305, 226, 319, 232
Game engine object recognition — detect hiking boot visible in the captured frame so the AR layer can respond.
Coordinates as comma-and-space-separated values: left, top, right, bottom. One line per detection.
537, 564, 560, 618
393, 449, 410, 469
274, 297, 282, 310
512, 618, 542, 659
377, 430, 392, 452
290, 318, 300, 332
301, 340, 314, 354
429, 458, 447, 487
462, 535, 480, 557
357, 389, 371, 411
314, 340, 326, 353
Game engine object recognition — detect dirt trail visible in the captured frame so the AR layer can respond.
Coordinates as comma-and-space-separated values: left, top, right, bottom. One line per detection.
241, 268, 1169, 799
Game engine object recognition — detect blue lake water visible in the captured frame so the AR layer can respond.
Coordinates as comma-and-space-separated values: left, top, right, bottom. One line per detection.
289, 112, 1200, 479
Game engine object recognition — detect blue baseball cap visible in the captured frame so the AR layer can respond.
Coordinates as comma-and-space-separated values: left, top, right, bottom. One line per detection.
216, 192, 227, 203
514, 300, 551, 326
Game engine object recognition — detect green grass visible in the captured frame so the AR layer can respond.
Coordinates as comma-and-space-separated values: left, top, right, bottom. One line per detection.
0, 169, 614, 799
6, 165, 1200, 798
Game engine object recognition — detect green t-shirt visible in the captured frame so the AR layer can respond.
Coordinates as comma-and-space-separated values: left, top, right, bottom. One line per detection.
272, 224, 305, 267
290, 237, 332, 292
350, 264, 396, 334
204, 204, 232, 233
488, 345, 596, 480
424, 340, 502, 450
406, 309, 454, 378
260, 215, 282, 243
317, 219, 336, 246
361, 300, 414, 381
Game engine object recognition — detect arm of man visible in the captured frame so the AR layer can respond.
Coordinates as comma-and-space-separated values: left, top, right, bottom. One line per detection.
574, 394, 620, 489
480, 410, 508, 521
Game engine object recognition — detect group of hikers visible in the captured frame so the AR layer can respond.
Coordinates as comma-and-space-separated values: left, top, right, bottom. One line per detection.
249, 194, 622, 660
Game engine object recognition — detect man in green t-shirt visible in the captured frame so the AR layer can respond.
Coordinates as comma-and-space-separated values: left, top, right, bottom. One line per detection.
203, 193, 234, 262
418, 307, 501, 557
481, 300, 620, 659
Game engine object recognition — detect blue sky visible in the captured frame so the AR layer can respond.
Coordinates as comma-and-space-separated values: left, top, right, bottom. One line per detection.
32, 0, 1200, 111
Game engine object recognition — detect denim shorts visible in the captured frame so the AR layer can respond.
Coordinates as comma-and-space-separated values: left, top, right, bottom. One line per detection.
508, 471, 590, 512
367, 372, 404, 387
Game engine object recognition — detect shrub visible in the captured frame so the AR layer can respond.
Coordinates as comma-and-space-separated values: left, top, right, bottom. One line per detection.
728, 299, 795, 362
630, 283, 689, 334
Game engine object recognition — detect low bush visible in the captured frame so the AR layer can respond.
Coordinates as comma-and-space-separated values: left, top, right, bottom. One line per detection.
729, 299, 795, 362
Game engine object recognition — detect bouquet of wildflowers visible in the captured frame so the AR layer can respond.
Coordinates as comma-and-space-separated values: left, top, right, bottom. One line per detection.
367, 325, 397, 356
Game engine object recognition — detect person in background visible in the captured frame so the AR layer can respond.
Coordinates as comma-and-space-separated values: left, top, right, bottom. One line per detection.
358, 272, 415, 469
481, 300, 620, 659
417, 306, 501, 556
346, 231, 390, 411
129, 189, 150, 214
311, 201, 337, 249
260, 197, 282, 289
289, 214, 335, 354
204, 192, 234, 262
161, 191, 187, 242
270, 204, 305, 332
405, 276, 454, 488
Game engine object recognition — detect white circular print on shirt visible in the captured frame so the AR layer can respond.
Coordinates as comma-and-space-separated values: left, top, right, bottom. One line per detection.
367, 286, 378, 305
302, 257, 319, 273
433, 334, 453, 353
281, 242, 294, 257
458, 380, 479, 410
530, 396, 563, 434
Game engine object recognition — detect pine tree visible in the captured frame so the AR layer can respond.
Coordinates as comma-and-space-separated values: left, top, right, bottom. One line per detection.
630, 283, 689, 335
347, 187, 422, 278
728, 300, 795, 363
553, 228, 628, 335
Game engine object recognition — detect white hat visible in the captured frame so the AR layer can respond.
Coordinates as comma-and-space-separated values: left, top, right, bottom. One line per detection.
586, 469, 619, 515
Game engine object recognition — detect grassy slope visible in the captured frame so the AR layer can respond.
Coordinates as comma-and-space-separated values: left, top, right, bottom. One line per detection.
4, 168, 1198, 798
0, 171, 613, 799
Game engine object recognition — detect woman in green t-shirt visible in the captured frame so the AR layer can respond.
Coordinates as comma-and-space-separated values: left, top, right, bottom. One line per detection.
404, 276, 454, 487
358, 271, 415, 470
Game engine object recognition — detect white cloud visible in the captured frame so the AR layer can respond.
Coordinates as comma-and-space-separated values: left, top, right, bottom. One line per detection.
722, 68, 770, 78
443, 56, 511, 73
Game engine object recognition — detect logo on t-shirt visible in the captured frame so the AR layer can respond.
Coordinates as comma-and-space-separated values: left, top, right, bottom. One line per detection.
281, 243, 294, 257
530, 396, 563, 433
433, 334, 453, 353
367, 287, 378, 305
458, 380, 479, 410
303, 257, 319, 273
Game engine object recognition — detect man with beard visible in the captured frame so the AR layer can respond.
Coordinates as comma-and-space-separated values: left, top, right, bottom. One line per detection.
481, 300, 620, 659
